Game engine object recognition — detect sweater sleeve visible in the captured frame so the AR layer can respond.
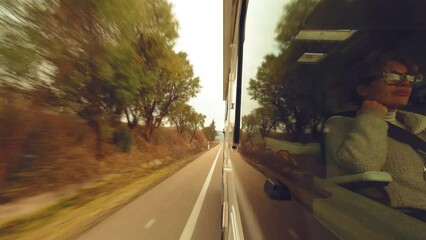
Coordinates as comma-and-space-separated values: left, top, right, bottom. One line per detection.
325, 111, 389, 173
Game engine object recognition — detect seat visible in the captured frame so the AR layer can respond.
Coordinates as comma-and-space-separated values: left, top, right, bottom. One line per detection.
326, 171, 392, 205
321, 115, 393, 204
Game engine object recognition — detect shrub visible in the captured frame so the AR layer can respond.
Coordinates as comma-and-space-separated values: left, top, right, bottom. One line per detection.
114, 128, 132, 152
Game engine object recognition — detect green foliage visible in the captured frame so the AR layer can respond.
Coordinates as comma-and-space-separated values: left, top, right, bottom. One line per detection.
242, 107, 279, 138
169, 103, 206, 143
275, 0, 319, 48
169, 103, 205, 134
248, 0, 331, 141
203, 120, 217, 142
0, 0, 201, 157
114, 128, 133, 152
138, 51, 201, 140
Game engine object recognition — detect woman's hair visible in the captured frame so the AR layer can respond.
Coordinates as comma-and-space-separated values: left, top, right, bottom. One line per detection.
348, 49, 418, 106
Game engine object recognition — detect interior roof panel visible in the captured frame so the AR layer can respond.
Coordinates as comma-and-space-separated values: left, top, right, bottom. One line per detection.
304, 0, 426, 30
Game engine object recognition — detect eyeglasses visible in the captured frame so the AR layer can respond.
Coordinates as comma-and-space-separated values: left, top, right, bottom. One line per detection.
380, 72, 424, 85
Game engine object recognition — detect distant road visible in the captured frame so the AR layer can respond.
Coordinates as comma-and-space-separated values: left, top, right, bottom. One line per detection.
77, 145, 223, 240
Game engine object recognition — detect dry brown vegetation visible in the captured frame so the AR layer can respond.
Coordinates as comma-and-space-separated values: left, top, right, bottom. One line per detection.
0, 104, 208, 203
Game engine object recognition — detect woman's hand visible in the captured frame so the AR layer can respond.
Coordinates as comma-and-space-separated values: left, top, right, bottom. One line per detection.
360, 100, 388, 117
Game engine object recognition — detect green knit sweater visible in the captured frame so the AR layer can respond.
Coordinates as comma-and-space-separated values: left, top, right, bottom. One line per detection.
324, 110, 426, 210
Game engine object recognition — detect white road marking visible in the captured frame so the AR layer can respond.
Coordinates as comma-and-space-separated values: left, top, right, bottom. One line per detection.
222, 201, 228, 229
231, 205, 240, 240
144, 219, 156, 229
179, 145, 223, 240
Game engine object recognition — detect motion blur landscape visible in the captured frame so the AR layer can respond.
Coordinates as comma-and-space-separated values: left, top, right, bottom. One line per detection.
0, 0, 219, 238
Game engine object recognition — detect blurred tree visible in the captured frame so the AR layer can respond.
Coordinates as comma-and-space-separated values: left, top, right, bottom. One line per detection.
169, 103, 206, 143
189, 112, 206, 144
0, 0, 182, 156
137, 51, 200, 140
248, 0, 331, 142
0, 0, 40, 86
242, 113, 257, 146
248, 54, 294, 133
203, 120, 217, 142
242, 106, 278, 143
124, 0, 181, 130
275, 0, 318, 49
242, 113, 257, 134
169, 103, 193, 134
254, 106, 279, 137
248, 52, 328, 141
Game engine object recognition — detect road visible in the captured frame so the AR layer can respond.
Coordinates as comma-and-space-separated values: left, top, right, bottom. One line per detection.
77, 144, 223, 240
76, 144, 337, 240
228, 150, 338, 240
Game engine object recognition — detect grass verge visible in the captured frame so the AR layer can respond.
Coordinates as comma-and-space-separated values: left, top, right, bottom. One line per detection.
0, 152, 206, 240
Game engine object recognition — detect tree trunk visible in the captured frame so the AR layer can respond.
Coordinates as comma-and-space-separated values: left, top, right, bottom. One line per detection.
91, 118, 104, 159
189, 129, 196, 143
144, 121, 156, 141
124, 109, 138, 129
81, 110, 105, 159
148, 125, 155, 141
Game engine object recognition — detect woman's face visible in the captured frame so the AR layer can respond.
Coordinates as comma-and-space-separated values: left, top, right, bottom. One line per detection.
357, 60, 413, 111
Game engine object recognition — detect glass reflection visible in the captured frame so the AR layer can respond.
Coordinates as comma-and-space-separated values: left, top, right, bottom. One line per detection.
239, 0, 426, 226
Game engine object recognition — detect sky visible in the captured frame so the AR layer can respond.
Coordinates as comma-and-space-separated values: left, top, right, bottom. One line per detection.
169, 0, 224, 130
241, 0, 288, 116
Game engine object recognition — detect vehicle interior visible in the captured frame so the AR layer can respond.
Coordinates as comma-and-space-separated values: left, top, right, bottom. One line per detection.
223, 0, 426, 239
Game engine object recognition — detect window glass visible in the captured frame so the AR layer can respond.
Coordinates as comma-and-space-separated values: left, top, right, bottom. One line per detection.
238, 0, 426, 235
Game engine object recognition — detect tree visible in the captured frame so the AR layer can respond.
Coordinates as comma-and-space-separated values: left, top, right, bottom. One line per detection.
137, 51, 200, 140
248, 54, 295, 134
248, 52, 331, 141
242, 114, 257, 146
254, 107, 279, 137
275, 0, 318, 49
188, 112, 206, 143
247, 0, 334, 142
169, 103, 193, 134
242, 106, 278, 147
169, 103, 206, 143
0, 0, 181, 157
203, 120, 217, 142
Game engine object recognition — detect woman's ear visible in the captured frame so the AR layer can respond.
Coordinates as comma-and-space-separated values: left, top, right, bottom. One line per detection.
356, 85, 368, 97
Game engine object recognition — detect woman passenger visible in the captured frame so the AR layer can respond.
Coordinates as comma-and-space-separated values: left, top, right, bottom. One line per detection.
324, 50, 426, 215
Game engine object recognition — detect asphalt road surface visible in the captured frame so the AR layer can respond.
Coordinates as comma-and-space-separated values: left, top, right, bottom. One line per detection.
77, 144, 338, 240
77, 145, 223, 240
